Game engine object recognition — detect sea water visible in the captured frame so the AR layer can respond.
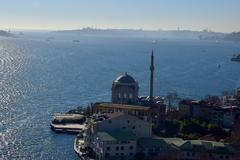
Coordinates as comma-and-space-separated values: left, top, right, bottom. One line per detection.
0, 33, 240, 159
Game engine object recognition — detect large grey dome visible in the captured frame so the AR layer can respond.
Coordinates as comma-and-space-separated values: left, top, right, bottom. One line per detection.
115, 73, 136, 84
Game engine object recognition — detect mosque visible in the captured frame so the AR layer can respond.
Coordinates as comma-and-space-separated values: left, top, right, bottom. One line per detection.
92, 51, 166, 128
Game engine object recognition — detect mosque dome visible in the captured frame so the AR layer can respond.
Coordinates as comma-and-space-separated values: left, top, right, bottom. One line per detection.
115, 73, 136, 84
112, 73, 139, 105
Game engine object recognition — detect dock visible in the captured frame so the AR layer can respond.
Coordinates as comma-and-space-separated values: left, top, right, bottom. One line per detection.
50, 114, 86, 134
50, 123, 85, 133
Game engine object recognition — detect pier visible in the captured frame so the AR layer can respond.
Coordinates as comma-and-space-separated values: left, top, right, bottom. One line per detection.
50, 114, 86, 134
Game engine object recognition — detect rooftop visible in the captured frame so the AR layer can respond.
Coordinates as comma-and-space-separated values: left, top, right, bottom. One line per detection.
96, 130, 136, 142
138, 137, 180, 149
114, 73, 136, 84
148, 136, 233, 153
86, 112, 152, 127
96, 102, 151, 111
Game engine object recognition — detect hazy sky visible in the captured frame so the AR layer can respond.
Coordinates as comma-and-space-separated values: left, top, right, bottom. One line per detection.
0, 0, 240, 32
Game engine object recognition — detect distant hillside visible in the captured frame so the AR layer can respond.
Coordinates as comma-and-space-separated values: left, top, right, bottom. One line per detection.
0, 30, 13, 37
53, 28, 225, 39
53, 28, 240, 42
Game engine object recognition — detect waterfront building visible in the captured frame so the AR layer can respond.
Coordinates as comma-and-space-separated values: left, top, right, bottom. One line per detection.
112, 73, 139, 105
85, 113, 152, 139
92, 131, 136, 160
83, 113, 153, 160
82, 111, 236, 160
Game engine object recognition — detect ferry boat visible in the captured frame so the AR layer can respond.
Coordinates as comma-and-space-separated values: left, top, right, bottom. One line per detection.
50, 114, 86, 134
231, 54, 240, 62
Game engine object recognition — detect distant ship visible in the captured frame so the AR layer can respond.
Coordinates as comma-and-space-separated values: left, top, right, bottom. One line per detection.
72, 40, 80, 43
231, 54, 240, 62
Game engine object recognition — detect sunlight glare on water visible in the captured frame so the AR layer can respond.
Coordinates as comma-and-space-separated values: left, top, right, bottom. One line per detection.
0, 35, 240, 159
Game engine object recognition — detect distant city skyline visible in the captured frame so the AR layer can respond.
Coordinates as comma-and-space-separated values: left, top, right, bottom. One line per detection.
0, 0, 240, 33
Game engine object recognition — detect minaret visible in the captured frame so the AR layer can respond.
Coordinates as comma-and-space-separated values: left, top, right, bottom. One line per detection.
150, 50, 154, 104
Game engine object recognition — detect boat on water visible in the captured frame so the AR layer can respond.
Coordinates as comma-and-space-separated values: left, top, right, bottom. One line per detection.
231, 54, 240, 62
50, 114, 86, 133
72, 40, 80, 43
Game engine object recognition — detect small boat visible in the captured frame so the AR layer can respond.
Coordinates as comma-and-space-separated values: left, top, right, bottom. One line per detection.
231, 54, 240, 62
73, 40, 80, 43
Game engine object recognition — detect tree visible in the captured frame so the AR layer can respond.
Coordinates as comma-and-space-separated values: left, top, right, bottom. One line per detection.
166, 92, 180, 111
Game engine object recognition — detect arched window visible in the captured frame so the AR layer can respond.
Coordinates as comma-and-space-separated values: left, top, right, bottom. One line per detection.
124, 93, 127, 98
129, 93, 133, 99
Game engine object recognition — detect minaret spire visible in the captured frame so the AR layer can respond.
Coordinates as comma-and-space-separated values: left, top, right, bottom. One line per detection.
150, 50, 154, 105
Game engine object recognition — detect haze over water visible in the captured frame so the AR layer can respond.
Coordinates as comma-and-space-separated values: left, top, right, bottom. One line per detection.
0, 33, 240, 159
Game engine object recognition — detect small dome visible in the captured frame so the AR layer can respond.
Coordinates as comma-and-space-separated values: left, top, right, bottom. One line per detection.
115, 73, 136, 84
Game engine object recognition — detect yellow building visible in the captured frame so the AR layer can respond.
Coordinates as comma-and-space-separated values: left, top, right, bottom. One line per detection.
92, 102, 151, 121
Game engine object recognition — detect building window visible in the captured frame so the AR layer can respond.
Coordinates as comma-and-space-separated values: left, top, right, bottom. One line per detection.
127, 120, 130, 123
124, 93, 127, 98
186, 152, 190, 156
118, 93, 121, 98
132, 126, 135, 129
129, 146, 133, 150
116, 146, 119, 150
107, 147, 110, 151
108, 120, 112, 123
130, 153, 133, 156
116, 153, 119, 156
121, 153, 124, 156
122, 126, 126, 130
220, 155, 223, 159
121, 146, 124, 150
129, 93, 133, 99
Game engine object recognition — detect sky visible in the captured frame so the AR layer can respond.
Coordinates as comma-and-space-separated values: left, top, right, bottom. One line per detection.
0, 0, 240, 32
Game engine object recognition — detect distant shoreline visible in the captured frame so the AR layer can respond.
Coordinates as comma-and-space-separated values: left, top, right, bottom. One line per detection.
52, 28, 240, 42
0, 30, 14, 37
